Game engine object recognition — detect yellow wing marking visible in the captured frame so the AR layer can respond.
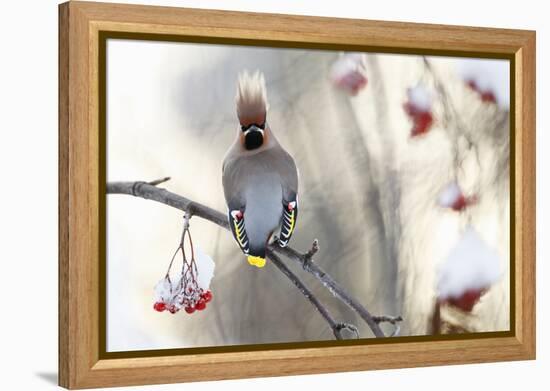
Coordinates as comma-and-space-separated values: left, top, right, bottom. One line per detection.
288, 210, 295, 234
281, 209, 295, 239
233, 219, 247, 248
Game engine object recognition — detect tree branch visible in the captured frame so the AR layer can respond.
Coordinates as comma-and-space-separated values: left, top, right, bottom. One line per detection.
107, 179, 402, 338
108, 180, 229, 228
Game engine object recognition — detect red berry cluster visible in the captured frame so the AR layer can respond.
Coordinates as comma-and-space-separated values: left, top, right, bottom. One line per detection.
403, 102, 434, 137
183, 289, 213, 314
466, 79, 497, 104
153, 289, 213, 315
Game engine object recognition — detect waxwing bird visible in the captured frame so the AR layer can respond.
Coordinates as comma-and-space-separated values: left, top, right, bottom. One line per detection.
222, 70, 299, 268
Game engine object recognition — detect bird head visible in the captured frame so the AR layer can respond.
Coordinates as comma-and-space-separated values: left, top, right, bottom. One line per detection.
235, 70, 269, 151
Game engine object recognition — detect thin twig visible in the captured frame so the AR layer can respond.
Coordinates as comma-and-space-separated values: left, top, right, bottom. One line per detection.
303, 238, 319, 266
267, 249, 358, 340
422, 57, 482, 180
107, 178, 402, 338
373, 315, 403, 337
372, 315, 403, 324
271, 243, 386, 337
148, 176, 171, 186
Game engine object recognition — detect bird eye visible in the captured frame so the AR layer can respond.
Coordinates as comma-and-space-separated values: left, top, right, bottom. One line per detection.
241, 125, 247, 132
258, 123, 265, 130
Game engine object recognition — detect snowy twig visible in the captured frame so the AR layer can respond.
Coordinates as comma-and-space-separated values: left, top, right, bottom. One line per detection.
272, 243, 398, 338
373, 315, 403, 337
422, 57, 471, 140
266, 249, 359, 340
148, 176, 171, 186
422, 57, 480, 177
106, 178, 402, 338
372, 315, 403, 324
109, 180, 228, 227
303, 238, 319, 267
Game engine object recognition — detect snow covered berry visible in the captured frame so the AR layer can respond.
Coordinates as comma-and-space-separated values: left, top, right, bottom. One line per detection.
456, 58, 509, 108
202, 290, 213, 303
438, 182, 477, 212
480, 90, 496, 104
195, 299, 207, 311
437, 227, 501, 313
411, 111, 433, 137
445, 288, 486, 312
330, 53, 368, 96
167, 305, 178, 314
466, 79, 497, 104
184, 305, 196, 314
404, 85, 434, 137
152, 221, 216, 315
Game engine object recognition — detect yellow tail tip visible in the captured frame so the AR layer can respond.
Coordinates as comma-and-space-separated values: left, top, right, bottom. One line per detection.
247, 255, 266, 268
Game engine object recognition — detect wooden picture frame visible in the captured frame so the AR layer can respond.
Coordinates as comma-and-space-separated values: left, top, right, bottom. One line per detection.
58, 1, 535, 389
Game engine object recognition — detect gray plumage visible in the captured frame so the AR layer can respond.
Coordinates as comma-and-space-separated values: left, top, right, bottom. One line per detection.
223, 133, 298, 254
222, 70, 299, 263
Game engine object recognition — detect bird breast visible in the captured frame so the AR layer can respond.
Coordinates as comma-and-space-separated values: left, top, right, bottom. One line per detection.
243, 174, 283, 247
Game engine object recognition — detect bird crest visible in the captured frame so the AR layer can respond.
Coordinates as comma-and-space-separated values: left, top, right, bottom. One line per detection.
235, 70, 268, 124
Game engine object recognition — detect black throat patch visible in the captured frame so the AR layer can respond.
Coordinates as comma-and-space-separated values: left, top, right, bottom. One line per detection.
244, 130, 263, 150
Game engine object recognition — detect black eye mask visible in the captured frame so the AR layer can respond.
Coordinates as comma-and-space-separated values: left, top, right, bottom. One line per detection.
241, 122, 266, 132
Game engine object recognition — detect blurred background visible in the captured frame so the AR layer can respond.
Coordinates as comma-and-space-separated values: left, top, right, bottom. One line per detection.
106, 39, 510, 352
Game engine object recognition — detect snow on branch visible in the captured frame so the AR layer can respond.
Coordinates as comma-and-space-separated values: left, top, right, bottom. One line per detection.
107, 178, 402, 339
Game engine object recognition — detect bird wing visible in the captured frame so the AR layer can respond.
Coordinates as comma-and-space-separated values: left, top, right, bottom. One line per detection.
278, 199, 298, 247
273, 147, 299, 202
265, 147, 299, 247
222, 155, 245, 211
228, 209, 250, 255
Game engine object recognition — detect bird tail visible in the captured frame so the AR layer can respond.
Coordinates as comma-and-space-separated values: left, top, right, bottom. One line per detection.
247, 255, 266, 268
